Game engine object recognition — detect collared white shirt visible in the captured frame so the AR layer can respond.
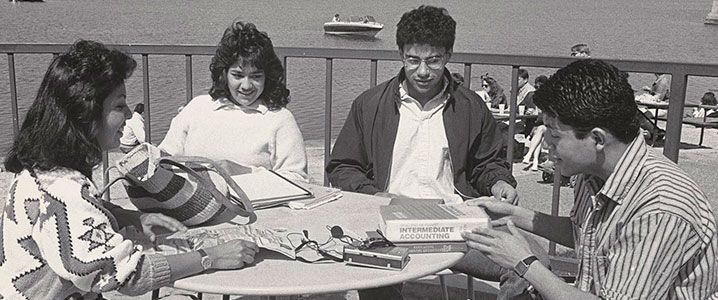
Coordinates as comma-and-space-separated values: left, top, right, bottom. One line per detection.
386, 79, 462, 204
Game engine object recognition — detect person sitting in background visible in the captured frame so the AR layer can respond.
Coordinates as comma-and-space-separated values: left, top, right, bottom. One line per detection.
522, 75, 548, 171
159, 20, 309, 182
450, 72, 465, 86
120, 103, 146, 153
464, 59, 718, 299
480, 74, 507, 109
635, 73, 671, 143
516, 68, 535, 106
570, 43, 591, 57
636, 73, 671, 104
332, 13, 340, 22
692, 91, 718, 118
0, 40, 259, 300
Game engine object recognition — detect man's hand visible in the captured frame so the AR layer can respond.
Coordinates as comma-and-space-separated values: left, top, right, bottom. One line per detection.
465, 197, 522, 227
139, 213, 188, 242
461, 220, 533, 269
490, 180, 519, 205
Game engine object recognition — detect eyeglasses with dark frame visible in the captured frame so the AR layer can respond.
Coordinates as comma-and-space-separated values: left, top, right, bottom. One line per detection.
402, 55, 446, 70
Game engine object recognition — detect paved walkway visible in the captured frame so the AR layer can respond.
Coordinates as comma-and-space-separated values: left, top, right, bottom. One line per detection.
1, 123, 717, 299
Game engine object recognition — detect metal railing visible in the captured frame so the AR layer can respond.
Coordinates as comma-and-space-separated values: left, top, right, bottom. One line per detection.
4, 44, 718, 255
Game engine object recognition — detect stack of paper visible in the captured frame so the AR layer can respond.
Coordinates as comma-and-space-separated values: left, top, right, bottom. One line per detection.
288, 184, 342, 210
230, 169, 313, 209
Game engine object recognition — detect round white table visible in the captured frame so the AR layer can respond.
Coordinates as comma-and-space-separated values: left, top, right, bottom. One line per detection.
171, 190, 465, 297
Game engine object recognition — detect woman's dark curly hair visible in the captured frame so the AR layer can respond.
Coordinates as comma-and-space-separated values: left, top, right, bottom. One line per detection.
209, 21, 289, 110
396, 5, 456, 51
4, 40, 136, 178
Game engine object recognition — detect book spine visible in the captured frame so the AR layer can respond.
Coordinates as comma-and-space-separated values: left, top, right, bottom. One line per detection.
381, 219, 488, 242
395, 242, 468, 254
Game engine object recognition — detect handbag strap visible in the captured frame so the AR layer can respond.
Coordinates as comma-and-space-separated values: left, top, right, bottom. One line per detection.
96, 165, 130, 198
158, 157, 257, 224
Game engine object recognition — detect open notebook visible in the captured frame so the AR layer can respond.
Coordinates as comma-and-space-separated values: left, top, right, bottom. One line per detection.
229, 169, 313, 209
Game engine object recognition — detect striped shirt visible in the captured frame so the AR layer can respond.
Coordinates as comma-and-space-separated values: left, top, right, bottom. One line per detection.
571, 136, 718, 299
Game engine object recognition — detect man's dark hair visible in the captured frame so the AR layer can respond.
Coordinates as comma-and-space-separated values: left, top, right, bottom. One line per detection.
396, 5, 456, 51
534, 75, 548, 87
518, 68, 529, 80
134, 103, 144, 114
533, 59, 640, 143
209, 21, 290, 110
701, 92, 717, 106
4, 40, 136, 177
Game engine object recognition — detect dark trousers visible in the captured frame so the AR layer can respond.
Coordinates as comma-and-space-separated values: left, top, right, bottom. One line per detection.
358, 226, 550, 300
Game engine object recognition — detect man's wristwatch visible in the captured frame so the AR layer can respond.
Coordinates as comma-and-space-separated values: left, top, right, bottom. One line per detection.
514, 255, 539, 278
198, 249, 213, 270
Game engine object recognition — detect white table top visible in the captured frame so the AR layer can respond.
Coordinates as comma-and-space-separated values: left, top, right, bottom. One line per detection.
171, 191, 465, 296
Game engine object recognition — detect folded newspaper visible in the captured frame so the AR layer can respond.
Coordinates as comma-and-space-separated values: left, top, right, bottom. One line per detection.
150, 224, 297, 259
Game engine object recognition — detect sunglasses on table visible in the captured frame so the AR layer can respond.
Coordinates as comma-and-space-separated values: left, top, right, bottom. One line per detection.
288, 226, 397, 263
289, 229, 344, 263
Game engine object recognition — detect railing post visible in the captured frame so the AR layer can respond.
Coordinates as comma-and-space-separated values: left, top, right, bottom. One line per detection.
185, 55, 193, 104
506, 66, 519, 167
324, 58, 333, 186
282, 56, 287, 84
370, 59, 378, 88
102, 151, 110, 201
463, 63, 472, 89
7, 53, 19, 137
664, 72, 687, 162
142, 54, 152, 144
548, 166, 563, 256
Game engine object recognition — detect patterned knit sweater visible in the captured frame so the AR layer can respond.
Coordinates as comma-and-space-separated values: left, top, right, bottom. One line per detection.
0, 168, 172, 300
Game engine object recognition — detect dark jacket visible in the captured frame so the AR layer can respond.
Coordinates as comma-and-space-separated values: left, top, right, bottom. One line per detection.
326, 69, 516, 197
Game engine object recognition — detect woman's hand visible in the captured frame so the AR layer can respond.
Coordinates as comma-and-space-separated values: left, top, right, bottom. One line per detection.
461, 220, 533, 269
139, 213, 187, 242
204, 239, 260, 270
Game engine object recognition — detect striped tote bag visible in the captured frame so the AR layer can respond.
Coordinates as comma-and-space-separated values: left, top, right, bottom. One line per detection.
103, 143, 257, 227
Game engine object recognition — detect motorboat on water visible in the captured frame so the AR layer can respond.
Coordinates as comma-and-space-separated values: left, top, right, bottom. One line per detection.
323, 16, 383, 37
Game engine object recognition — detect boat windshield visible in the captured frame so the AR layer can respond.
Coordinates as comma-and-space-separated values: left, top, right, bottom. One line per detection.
348, 16, 376, 23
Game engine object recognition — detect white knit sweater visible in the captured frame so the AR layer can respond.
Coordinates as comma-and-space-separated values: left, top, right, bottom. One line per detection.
159, 95, 309, 183
0, 168, 171, 299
